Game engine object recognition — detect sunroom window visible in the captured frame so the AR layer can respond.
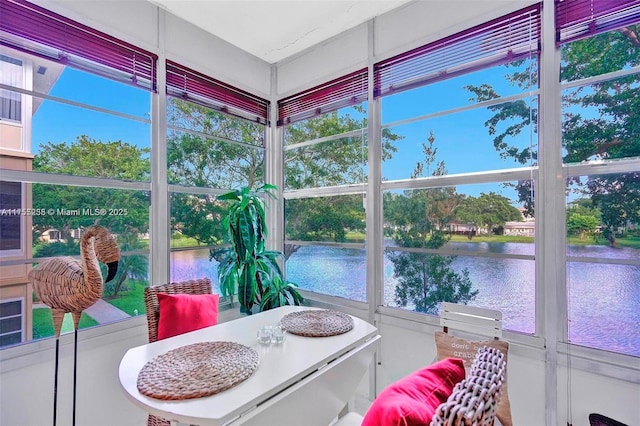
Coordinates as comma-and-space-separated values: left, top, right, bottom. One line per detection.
377, 4, 540, 335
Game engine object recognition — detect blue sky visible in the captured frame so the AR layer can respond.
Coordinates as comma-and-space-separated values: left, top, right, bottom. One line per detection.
31, 63, 534, 204
32, 69, 151, 151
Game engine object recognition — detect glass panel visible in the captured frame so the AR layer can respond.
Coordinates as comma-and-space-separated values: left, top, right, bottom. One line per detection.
383, 99, 537, 180
561, 75, 640, 164
384, 252, 534, 333
382, 181, 534, 333
567, 174, 639, 256
381, 57, 537, 124
284, 135, 367, 190
0, 300, 21, 317
560, 24, 640, 83
285, 195, 366, 243
170, 248, 221, 295
170, 192, 228, 247
31, 99, 151, 179
566, 173, 640, 356
283, 104, 366, 146
286, 246, 366, 302
0, 53, 23, 122
169, 191, 227, 295
0, 181, 22, 251
167, 128, 264, 188
284, 194, 366, 300
31, 184, 150, 247
568, 262, 640, 356
45, 67, 151, 119
0, 315, 21, 334
0, 332, 21, 347
167, 98, 265, 147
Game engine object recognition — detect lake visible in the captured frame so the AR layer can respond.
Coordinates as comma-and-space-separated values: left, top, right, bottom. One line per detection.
170, 242, 640, 357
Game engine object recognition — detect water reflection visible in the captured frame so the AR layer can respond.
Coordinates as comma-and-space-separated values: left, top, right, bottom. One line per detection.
170, 243, 640, 356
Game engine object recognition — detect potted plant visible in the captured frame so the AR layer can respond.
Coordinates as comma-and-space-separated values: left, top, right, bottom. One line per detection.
213, 184, 303, 314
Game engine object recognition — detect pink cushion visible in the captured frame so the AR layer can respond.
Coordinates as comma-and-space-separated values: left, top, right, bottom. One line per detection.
157, 293, 220, 340
362, 358, 465, 426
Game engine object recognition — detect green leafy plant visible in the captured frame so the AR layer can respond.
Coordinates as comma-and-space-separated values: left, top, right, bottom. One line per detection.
213, 184, 303, 314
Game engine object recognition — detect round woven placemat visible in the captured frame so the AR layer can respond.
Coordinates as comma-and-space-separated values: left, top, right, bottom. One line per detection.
136, 341, 259, 400
280, 309, 354, 337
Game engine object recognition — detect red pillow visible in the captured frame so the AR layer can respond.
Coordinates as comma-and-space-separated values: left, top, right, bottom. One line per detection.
361, 357, 465, 426
156, 293, 220, 340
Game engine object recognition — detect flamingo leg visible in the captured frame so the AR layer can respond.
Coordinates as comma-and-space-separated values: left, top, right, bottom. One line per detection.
51, 309, 65, 426
53, 337, 60, 426
72, 311, 82, 426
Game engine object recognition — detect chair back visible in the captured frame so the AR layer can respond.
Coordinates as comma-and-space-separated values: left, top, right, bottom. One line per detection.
440, 302, 502, 340
432, 346, 507, 425
143, 278, 212, 343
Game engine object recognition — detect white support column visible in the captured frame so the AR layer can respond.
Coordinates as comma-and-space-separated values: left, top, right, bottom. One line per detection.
538, 1, 565, 425
266, 64, 284, 254
366, 18, 382, 400
150, 8, 170, 286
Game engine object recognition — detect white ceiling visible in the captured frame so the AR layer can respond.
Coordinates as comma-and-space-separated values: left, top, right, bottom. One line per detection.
151, 0, 413, 64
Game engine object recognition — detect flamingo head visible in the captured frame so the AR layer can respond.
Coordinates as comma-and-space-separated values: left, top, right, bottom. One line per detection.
89, 225, 121, 282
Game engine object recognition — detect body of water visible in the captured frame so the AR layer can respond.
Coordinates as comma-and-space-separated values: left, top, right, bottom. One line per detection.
170, 243, 640, 357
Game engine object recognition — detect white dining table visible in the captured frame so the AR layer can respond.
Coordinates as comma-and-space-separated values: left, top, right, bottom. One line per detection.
118, 306, 380, 426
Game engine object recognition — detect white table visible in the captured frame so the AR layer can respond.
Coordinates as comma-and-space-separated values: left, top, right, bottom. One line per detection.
119, 306, 380, 426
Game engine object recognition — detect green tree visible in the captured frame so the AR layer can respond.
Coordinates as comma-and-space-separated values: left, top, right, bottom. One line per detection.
466, 24, 640, 245
32, 135, 150, 240
386, 133, 478, 315
167, 100, 267, 248
455, 192, 523, 237
104, 228, 149, 297
567, 212, 599, 240
283, 105, 400, 257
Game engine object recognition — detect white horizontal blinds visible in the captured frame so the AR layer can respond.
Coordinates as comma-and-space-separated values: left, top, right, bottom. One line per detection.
0, 0, 157, 91
374, 4, 541, 98
277, 68, 368, 125
166, 60, 270, 125
556, 0, 640, 44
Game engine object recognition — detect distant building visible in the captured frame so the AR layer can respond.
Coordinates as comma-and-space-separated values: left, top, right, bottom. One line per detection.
504, 221, 535, 237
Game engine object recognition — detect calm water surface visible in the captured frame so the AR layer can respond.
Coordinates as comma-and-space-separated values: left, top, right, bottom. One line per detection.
170, 243, 640, 356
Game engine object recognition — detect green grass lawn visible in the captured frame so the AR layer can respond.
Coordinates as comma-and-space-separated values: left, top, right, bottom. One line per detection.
449, 234, 535, 244
32, 308, 99, 339
171, 234, 204, 248
106, 281, 147, 316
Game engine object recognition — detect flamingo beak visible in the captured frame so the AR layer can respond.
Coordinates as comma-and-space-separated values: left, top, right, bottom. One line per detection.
106, 261, 119, 282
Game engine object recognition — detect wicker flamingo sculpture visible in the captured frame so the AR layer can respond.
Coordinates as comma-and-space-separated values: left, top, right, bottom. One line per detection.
29, 225, 120, 426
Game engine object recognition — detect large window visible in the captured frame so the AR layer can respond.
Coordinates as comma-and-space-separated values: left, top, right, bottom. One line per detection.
166, 62, 269, 293
0, 0, 155, 346
561, 20, 640, 356
280, 70, 369, 301
378, 5, 540, 334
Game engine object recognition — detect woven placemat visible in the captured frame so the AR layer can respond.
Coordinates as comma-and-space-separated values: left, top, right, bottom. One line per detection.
137, 341, 259, 400
280, 309, 354, 337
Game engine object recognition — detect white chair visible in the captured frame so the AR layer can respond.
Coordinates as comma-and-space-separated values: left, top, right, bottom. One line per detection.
439, 301, 502, 340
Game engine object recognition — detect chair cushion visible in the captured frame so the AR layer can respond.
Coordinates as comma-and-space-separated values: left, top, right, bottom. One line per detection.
361, 357, 465, 426
157, 293, 220, 340
434, 331, 513, 426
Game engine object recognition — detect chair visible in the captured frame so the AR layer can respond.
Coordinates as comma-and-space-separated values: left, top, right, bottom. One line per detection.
143, 278, 213, 426
431, 346, 507, 426
439, 302, 502, 340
